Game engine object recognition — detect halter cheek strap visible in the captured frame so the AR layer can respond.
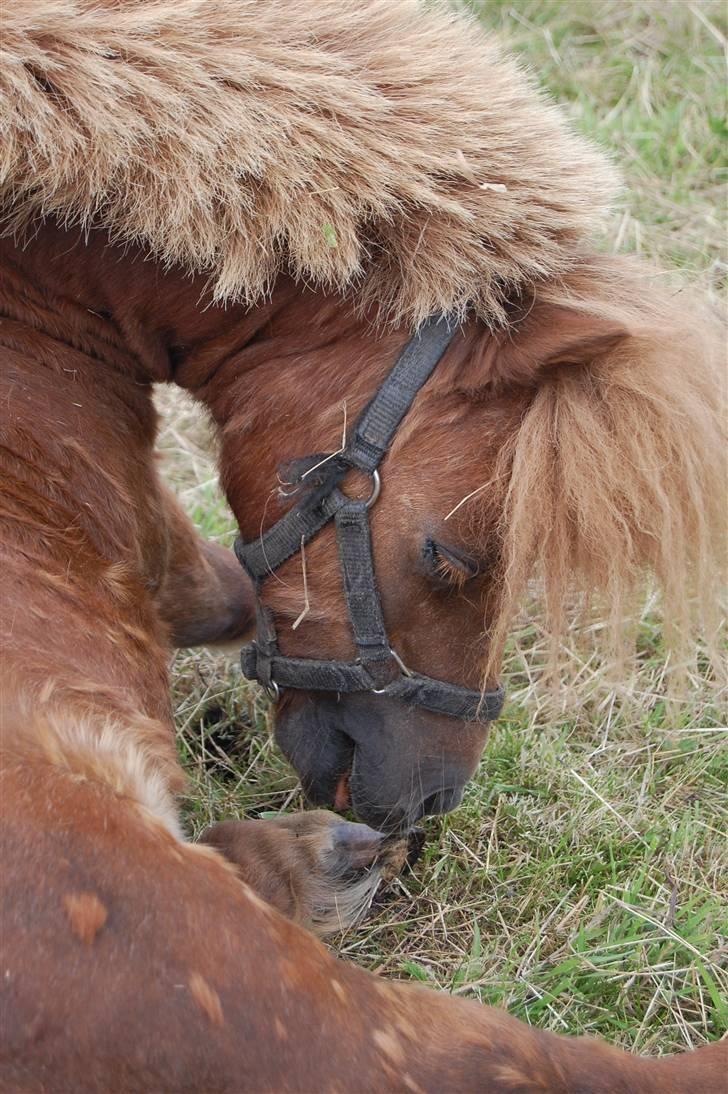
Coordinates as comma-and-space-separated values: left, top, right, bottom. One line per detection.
234, 316, 505, 724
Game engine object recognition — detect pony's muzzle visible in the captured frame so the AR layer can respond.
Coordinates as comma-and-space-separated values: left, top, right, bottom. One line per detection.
274, 691, 483, 834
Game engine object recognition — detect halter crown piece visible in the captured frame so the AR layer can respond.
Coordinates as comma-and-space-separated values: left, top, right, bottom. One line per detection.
234, 317, 505, 723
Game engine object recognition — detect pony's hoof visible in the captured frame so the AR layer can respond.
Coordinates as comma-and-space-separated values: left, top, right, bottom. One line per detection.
200, 810, 407, 935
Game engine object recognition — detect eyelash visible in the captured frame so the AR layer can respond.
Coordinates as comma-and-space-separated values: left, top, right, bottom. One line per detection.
422, 539, 478, 588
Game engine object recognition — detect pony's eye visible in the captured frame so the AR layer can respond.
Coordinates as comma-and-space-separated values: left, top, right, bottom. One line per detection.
422, 538, 479, 588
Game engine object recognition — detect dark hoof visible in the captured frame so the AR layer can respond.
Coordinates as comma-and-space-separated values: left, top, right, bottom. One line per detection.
330, 821, 387, 870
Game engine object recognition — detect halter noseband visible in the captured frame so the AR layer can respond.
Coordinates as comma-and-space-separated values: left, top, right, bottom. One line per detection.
234, 316, 505, 724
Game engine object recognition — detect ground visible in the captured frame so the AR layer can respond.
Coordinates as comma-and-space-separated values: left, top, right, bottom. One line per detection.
155, 0, 727, 1056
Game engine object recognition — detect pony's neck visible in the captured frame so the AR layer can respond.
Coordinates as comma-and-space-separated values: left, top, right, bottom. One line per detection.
2, 219, 480, 532
1, 219, 409, 414
1, 221, 258, 382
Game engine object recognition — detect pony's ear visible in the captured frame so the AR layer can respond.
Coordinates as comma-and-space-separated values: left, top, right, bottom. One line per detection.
490, 300, 630, 386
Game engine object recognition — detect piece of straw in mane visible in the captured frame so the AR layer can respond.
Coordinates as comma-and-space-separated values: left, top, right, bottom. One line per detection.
477, 257, 725, 687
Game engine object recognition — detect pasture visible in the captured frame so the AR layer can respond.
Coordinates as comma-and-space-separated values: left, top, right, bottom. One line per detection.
157, 0, 727, 1055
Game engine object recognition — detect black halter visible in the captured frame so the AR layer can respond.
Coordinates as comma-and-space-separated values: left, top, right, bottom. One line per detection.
234, 316, 505, 724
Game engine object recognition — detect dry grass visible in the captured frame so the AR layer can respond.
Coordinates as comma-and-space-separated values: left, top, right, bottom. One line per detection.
155, 0, 727, 1055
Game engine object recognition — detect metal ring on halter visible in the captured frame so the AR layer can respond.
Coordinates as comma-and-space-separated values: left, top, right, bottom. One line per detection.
264, 680, 280, 703
372, 647, 412, 693
366, 468, 381, 509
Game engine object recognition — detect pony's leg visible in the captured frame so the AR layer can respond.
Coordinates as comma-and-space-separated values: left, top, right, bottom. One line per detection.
3, 756, 401, 1092
154, 483, 255, 648
6, 756, 725, 1093
201, 811, 409, 935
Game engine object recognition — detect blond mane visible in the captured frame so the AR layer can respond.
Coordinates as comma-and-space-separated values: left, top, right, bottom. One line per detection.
1, 0, 616, 329
481, 257, 725, 687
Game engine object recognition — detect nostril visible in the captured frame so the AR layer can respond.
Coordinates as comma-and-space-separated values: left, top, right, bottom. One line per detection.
420, 786, 463, 818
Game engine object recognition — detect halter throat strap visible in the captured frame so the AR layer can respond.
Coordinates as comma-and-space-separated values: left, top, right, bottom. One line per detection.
235, 316, 505, 724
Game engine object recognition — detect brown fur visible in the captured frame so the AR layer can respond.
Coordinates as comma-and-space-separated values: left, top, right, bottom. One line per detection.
6, 750, 723, 1094
0, 1, 725, 1085
1, 218, 724, 1092
1, 0, 617, 328
63, 892, 108, 945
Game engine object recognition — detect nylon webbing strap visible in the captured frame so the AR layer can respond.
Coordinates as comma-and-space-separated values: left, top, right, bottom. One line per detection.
241, 646, 375, 693
240, 644, 505, 721
347, 315, 454, 473
335, 502, 390, 667
235, 316, 506, 725
251, 601, 278, 690
385, 677, 505, 722
235, 485, 348, 582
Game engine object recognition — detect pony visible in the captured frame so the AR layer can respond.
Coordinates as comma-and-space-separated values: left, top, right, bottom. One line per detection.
0, 0, 724, 1089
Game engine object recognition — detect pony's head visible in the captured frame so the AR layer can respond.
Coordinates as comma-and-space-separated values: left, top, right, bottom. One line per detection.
4, 0, 722, 834
212, 258, 723, 832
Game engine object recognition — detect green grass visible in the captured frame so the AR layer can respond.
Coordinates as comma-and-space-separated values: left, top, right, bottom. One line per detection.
467, 0, 727, 282
155, 0, 727, 1056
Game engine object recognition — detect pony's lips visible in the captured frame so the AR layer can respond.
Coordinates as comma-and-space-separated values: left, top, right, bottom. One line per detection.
334, 772, 352, 812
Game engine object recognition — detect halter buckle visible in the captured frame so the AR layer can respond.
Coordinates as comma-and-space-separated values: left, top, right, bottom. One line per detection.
372, 647, 412, 693
339, 466, 381, 509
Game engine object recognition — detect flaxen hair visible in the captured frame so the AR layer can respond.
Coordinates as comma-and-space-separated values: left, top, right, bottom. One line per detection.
481, 259, 725, 685
1, 0, 617, 328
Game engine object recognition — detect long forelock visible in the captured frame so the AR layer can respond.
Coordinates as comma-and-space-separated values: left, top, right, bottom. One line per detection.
470, 259, 726, 686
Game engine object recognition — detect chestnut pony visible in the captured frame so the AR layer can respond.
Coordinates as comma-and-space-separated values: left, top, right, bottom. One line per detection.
1, 218, 724, 1091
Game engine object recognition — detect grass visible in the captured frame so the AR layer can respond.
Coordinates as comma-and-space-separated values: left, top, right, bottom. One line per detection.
467, 0, 727, 284
155, 0, 727, 1057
